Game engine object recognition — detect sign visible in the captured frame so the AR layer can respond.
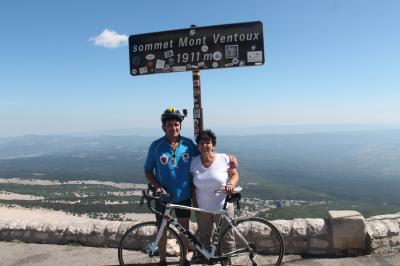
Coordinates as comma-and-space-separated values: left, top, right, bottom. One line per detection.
129, 21, 264, 76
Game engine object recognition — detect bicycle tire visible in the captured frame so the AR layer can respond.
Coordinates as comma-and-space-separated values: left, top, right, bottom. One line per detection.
218, 217, 285, 266
118, 221, 185, 266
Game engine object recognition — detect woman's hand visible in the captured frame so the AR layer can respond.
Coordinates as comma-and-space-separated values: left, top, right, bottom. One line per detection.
225, 183, 235, 193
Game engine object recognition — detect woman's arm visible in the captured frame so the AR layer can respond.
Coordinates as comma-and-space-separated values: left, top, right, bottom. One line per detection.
226, 167, 239, 193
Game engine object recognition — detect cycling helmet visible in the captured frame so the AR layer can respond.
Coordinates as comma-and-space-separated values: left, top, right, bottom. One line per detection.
161, 108, 186, 124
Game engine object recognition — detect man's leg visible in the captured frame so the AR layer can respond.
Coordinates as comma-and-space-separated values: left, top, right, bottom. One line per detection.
177, 217, 190, 255
175, 199, 193, 263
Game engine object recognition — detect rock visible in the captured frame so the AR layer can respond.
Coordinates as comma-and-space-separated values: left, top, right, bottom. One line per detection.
368, 213, 400, 220
92, 221, 106, 235
372, 246, 392, 255
390, 236, 400, 247
104, 222, 121, 235
367, 220, 389, 239
329, 210, 366, 250
117, 222, 136, 237
26, 220, 47, 232
306, 219, 327, 237
382, 220, 399, 236
10, 231, 23, 238
33, 232, 49, 240
370, 238, 390, 249
258, 239, 275, 249
166, 238, 181, 256
309, 238, 329, 248
88, 235, 107, 246
292, 240, 307, 248
271, 219, 293, 237
23, 231, 31, 238
55, 222, 69, 233
292, 219, 307, 237
308, 248, 328, 255
9, 220, 25, 230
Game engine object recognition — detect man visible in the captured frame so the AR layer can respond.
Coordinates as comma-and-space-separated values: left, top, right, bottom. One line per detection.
144, 107, 197, 266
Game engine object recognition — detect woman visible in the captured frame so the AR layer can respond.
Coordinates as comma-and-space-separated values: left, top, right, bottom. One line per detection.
190, 129, 239, 253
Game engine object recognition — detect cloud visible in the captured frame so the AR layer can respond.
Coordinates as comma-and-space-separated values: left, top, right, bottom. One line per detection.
89, 29, 128, 48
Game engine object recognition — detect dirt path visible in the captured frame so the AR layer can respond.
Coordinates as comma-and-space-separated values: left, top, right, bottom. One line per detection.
1, 241, 399, 266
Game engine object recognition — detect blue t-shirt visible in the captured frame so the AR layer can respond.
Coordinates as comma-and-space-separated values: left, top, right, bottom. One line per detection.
144, 135, 199, 202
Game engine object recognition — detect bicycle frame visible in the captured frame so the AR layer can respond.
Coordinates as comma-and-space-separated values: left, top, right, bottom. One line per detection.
151, 202, 254, 262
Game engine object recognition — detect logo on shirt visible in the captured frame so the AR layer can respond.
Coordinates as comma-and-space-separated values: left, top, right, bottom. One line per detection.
160, 154, 168, 165
182, 152, 190, 163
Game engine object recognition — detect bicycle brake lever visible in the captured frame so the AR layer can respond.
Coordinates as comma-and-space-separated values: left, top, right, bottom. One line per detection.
140, 196, 144, 206
139, 190, 146, 206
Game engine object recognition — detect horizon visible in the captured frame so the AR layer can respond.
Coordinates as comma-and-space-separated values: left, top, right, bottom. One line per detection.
1, 1, 399, 137
1, 123, 400, 139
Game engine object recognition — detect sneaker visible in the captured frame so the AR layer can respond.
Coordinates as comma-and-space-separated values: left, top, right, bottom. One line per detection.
190, 253, 204, 264
158, 261, 167, 266
159, 259, 190, 266
220, 258, 232, 266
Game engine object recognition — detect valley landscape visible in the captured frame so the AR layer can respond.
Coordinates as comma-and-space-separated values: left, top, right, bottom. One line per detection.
1, 129, 399, 220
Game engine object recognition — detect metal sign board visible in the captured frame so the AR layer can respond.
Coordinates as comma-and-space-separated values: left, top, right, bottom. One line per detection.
129, 21, 264, 76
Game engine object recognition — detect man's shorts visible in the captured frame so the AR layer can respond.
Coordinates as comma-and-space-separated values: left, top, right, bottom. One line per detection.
155, 198, 191, 226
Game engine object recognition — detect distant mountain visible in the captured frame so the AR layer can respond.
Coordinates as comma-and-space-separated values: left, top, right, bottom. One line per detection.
218, 129, 400, 180
0, 135, 153, 160
0, 130, 399, 202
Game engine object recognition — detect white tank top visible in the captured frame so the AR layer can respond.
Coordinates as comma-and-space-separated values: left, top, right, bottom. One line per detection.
190, 153, 230, 212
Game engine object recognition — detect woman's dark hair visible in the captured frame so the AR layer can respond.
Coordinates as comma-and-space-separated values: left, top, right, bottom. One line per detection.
196, 129, 217, 146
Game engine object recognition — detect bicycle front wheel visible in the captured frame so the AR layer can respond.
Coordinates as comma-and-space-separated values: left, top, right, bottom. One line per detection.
218, 217, 285, 266
118, 221, 185, 266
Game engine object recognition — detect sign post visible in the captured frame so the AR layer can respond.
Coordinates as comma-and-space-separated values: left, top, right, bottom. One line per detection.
192, 70, 203, 137
128, 21, 264, 136
190, 25, 203, 138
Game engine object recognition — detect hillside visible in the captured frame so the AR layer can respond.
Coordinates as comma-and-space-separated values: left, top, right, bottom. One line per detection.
0, 129, 399, 218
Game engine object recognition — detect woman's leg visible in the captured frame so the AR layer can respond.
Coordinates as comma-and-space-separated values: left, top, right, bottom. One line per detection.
218, 203, 236, 254
196, 211, 215, 250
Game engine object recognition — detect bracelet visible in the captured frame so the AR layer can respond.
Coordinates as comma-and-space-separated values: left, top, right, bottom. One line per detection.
226, 182, 235, 187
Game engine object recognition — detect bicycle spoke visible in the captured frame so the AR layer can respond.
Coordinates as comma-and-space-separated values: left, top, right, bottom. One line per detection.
118, 222, 184, 266
218, 218, 284, 266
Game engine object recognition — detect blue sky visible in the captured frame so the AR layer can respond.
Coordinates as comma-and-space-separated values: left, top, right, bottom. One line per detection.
0, 0, 399, 137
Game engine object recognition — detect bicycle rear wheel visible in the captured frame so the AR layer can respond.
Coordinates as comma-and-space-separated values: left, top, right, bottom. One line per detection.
118, 221, 185, 266
218, 217, 285, 266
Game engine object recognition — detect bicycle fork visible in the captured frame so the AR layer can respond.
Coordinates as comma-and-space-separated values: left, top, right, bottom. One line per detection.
146, 210, 172, 256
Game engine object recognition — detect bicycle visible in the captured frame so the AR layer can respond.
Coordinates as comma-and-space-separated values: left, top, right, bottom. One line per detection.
118, 185, 285, 265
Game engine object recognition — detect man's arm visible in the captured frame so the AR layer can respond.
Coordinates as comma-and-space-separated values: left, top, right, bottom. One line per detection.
228, 154, 238, 169
144, 170, 165, 194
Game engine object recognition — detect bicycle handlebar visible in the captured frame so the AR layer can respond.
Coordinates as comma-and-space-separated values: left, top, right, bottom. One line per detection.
140, 184, 174, 215
140, 184, 243, 213
214, 186, 243, 195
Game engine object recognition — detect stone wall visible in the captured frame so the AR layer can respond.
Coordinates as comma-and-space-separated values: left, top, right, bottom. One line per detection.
271, 218, 331, 256
366, 213, 400, 255
1, 209, 400, 257
0, 218, 131, 248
